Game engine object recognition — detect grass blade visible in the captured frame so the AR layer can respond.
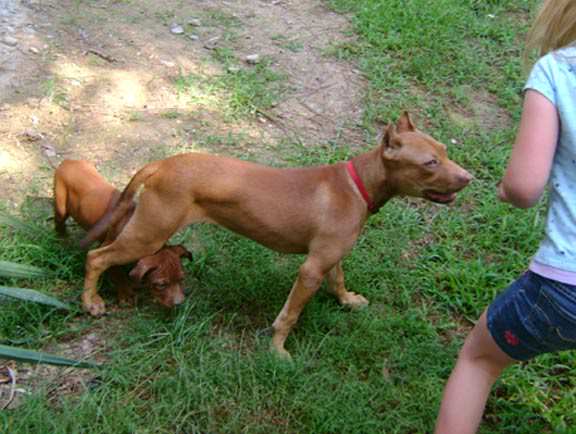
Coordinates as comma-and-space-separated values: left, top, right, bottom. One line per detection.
0, 214, 38, 232
0, 261, 48, 279
0, 286, 72, 310
0, 345, 99, 369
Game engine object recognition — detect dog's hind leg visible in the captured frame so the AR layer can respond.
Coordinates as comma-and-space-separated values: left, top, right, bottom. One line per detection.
326, 261, 369, 309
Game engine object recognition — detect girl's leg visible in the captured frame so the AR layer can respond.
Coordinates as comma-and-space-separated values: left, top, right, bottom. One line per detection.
435, 309, 516, 434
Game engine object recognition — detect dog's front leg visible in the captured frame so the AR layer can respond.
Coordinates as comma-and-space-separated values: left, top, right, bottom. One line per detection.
83, 237, 163, 316
82, 247, 111, 316
271, 256, 327, 359
326, 261, 369, 309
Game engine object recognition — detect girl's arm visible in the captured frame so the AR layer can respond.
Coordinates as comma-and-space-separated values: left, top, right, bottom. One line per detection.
499, 89, 559, 208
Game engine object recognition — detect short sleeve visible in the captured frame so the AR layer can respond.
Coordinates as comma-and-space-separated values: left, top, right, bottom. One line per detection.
524, 54, 557, 106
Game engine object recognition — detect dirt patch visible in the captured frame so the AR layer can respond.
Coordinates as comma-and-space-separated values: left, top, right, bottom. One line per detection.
448, 88, 511, 132
0, 0, 39, 93
0, 324, 109, 409
217, 0, 365, 141
0, 0, 365, 210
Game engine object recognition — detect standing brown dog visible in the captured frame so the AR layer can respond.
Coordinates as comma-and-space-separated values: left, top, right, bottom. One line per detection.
81, 113, 472, 358
54, 160, 192, 308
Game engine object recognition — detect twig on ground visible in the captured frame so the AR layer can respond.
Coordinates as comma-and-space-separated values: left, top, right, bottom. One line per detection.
1, 367, 17, 410
84, 49, 117, 63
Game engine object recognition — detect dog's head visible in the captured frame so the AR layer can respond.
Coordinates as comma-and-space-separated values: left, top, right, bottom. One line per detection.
380, 112, 472, 204
129, 244, 192, 308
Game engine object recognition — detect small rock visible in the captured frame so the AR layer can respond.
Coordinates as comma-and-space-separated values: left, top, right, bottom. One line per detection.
28, 46, 39, 54
170, 24, 184, 35
41, 143, 57, 157
86, 333, 99, 343
188, 18, 202, 27
245, 54, 260, 64
187, 34, 199, 41
203, 36, 220, 50
160, 60, 175, 67
382, 365, 391, 380
2, 36, 18, 47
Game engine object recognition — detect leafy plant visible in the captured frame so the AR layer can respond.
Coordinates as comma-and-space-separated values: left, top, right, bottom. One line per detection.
0, 215, 97, 369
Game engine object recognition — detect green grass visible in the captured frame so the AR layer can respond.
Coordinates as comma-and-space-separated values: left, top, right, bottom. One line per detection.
3, 0, 574, 432
42, 77, 70, 109
271, 35, 305, 53
173, 55, 286, 119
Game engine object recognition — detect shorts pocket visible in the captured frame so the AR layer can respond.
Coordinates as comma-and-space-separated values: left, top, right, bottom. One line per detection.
539, 286, 576, 346
547, 278, 576, 305
555, 327, 576, 344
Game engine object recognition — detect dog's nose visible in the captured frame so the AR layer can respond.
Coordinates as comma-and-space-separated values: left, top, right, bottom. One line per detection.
173, 290, 185, 305
457, 169, 473, 186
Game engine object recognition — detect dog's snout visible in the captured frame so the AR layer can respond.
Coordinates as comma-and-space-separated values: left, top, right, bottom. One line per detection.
173, 290, 185, 305
457, 169, 473, 186
155, 286, 185, 308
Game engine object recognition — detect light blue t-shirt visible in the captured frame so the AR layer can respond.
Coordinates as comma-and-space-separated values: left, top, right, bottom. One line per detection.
526, 46, 576, 280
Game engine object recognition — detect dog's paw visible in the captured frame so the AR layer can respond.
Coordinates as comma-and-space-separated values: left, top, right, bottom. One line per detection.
340, 291, 369, 310
271, 345, 293, 361
83, 294, 107, 317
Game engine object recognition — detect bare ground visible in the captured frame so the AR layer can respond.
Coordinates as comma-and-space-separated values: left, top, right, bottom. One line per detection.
0, 0, 365, 209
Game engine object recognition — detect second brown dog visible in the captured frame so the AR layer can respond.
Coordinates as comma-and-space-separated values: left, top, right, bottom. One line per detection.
53, 160, 191, 308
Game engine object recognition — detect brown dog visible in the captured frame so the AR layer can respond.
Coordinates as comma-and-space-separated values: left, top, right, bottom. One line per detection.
53, 160, 192, 308
80, 113, 471, 357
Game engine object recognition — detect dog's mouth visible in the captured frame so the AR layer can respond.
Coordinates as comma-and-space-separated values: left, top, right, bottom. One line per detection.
423, 190, 457, 204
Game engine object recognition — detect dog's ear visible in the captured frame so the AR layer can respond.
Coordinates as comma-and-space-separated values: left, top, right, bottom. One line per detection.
171, 244, 193, 261
381, 123, 401, 159
129, 257, 158, 282
396, 111, 416, 133
380, 122, 396, 146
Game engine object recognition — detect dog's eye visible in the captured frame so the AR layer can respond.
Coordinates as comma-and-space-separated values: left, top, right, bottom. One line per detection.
424, 159, 439, 168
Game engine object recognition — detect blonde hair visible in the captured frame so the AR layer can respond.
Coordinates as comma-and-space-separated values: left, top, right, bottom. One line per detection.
526, 0, 576, 60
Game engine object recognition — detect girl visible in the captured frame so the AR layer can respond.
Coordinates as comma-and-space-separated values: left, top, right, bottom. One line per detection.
435, 1, 576, 432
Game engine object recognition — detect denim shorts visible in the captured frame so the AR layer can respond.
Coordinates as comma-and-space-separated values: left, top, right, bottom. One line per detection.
487, 270, 576, 361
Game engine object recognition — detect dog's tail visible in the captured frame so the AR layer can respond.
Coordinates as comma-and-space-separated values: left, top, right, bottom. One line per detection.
79, 162, 161, 249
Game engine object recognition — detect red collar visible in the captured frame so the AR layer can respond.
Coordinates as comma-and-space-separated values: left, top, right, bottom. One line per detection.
346, 160, 375, 213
